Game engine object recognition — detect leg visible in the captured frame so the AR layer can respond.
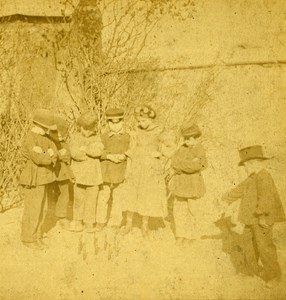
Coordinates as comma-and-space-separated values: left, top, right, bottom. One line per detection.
252, 224, 281, 282
96, 184, 111, 228
173, 197, 189, 240
55, 180, 70, 219
21, 185, 46, 243
121, 211, 134, 235
70, 184, 85, 231
141, 215, 149, 238
108, 184, 124, 228
83, 185, 99, 226
240, 226, 260, 276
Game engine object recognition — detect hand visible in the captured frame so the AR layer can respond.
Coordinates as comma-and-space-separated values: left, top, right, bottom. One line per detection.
33, 146, 43, 153
116, 154, 126, 161
47, 148, 54, 157
151, 151, 161, 158
80, 146, 87, 152
59, 148, 67, 156
258, 215, 269, 229
106, 154, 122, 163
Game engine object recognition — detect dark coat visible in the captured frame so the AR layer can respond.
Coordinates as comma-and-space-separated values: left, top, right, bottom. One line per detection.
19, 131, 57, 187
100, 131, 130, 184
222, 169, 286, 225
168, 143, 207, 199
53, 141, 74, 182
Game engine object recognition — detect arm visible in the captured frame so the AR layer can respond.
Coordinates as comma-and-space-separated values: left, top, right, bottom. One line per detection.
171, 145, 208, 174
222, 181, 245, 205
69, 135, 87, 161
22, 135, 53, 166
86, 136, 104, 158
58, 143, 72, 164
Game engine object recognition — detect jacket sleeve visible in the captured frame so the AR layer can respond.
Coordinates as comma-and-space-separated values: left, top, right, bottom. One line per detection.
222, 181, 245, 204
99, 134, 109, 160
171, 144, 208, 174
21, 135, 53, 166
256, 171, 274, 215
69, 136, 87, 161
86, 136, 104, 158
58, 143, 72, 164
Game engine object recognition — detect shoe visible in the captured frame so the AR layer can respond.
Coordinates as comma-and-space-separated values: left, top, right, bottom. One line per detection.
95, 223, 105, 232
22, 241, 44, 251
58, 218, 70, 230
120, 223, 132, 235
68, 220, 84, 232
38, 239, 49, 249
266, 277, 280, 289
84, 223, 95, 233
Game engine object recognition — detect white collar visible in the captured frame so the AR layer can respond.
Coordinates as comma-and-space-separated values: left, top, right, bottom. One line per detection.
108, 129, 124, 137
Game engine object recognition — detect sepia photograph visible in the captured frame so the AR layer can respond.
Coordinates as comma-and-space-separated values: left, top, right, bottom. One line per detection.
0, 0, 286, 299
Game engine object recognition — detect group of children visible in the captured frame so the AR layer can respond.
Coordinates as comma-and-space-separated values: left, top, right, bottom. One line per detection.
19, 105, 285, 288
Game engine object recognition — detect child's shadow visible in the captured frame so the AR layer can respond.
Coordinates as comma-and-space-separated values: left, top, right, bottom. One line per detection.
202, 215, 252, 276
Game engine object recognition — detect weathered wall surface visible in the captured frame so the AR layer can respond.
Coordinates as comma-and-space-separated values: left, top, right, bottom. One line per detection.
121, 0, 286, 233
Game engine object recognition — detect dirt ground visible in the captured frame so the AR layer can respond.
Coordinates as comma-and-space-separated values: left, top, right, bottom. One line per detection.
0, 202, 286, 300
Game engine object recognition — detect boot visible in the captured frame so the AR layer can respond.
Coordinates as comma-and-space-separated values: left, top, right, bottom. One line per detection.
22, 241, 44, 251
141, 216, 149, 238
120, 212, 133, 235
58, 218, 70, 230
84, 222, 95, 233
68, 220, 84, 232
95, 222, 105, 232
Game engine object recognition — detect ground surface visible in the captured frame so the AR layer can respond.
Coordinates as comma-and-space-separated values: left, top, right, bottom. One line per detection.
0, 205, 286, 300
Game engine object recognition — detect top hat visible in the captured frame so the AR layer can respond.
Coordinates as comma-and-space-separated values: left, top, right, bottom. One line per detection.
180, 121, 201, 138
238, 145, 269, 166
33, 109, 57, 131
106, 108, 124, 123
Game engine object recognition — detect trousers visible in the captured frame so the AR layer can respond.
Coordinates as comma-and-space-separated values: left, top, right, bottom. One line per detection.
96, 183, 124, 227
173, 197, 200, 240
242, 224, 281, 281
73, 184, 99, 224
54, 180, 71, 218
21, 185, 48, 243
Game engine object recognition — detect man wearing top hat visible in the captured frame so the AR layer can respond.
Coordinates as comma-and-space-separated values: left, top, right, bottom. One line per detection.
95, 108, 130, 231
222, 145, 285, 288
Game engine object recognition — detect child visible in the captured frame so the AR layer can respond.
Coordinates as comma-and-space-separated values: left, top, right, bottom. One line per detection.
48, 115, 74, 229
20, 109, 58, 250
69, 112, 104, 233
95, 108, 130, 231
168, 121, 207, 245
121, 105, 174, 237
222, 145, 285, 288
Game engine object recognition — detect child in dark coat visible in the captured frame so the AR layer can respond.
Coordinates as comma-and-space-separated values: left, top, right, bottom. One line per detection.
48, 115, 74, 229
20, 109, 58, 250
95, 108, 130, 231
69, 112, 104, 232
168, 122, 207, 245
222, 145, 285, 288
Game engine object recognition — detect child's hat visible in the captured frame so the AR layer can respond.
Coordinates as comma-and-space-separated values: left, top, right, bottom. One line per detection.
77, 111, 98, 131
106, 108, 124, 123
238, 145, 269, 166
33, 109, 57, 131
180, 120, 201, 138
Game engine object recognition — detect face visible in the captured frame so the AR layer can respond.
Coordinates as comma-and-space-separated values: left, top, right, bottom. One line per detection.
136, 116, 153, 129
108, 120, 123, 133
243, 159, 264, 175
184, 136, 197, 146
80, 126, 94, 137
